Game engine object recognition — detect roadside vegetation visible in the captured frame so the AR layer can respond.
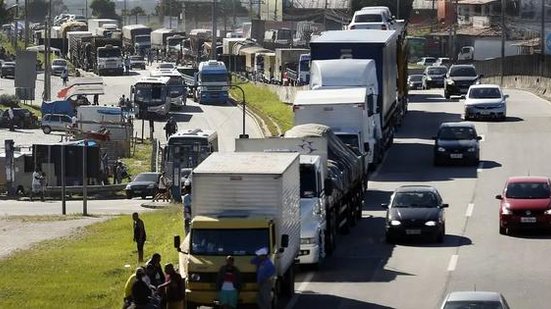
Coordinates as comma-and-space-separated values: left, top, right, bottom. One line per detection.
121, 139, 153, 180
0, 207, 183, 308
230, 80, 293, 136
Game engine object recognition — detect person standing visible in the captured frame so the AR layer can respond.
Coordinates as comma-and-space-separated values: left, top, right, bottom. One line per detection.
153, 172, 169, 202
251, 247, 275, 309
216, 255, 242, 309
61, 68, 68, 86
164, 117, 177, 140
131, 267, 152, 309
7, 106, 14, 131
132, 212, 147, 263
158, 263, 185, 309
182, 183, 192, 234
40, 171, 47, 201
30, 167, 42, 202
125, 56, 131, 75
146, 253, 166, 287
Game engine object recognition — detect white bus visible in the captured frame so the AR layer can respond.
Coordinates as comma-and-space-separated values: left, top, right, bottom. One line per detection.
150, 69, 187, 108
130, 76, 170, 118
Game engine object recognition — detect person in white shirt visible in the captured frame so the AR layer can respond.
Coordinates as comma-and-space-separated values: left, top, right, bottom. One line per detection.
30, 168, 43, 201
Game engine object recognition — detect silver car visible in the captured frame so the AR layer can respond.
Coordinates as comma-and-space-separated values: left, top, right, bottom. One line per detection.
464, 84, 508, 121
51, 59, 68, 76
41, 114, 72, 134
440, 291, 510, 309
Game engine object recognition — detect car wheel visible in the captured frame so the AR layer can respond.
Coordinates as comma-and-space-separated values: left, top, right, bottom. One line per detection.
126, 192, 133, 199
42, 126, 52, 134
436, 226, 445, 243
499, 225, 507, 235
141, 194, 147, 199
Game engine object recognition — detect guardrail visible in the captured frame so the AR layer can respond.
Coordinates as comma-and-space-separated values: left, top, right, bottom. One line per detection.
45, 184, 127, 195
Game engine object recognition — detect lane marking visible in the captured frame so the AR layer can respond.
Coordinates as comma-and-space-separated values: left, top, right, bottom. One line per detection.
285, 271, 315, 309
466, 203, 474, 217
447, 255, 459, 272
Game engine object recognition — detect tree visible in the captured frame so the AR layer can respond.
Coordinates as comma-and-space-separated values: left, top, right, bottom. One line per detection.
129, 6, 145, 16
0, 0, 12, 25
23, 0, 67, 22
352, 0, 413, 20
90, 0, 119, 19
155, 0, 182, 17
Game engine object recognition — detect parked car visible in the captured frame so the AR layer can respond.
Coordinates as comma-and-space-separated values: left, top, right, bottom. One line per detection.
434, 57, 450, 67
464, 84, 508, 121
51, 59, 68, 76
0, 108, 39, 129
433, 122, 481, 166
1, 61, 15, 78
382, 185, 448, 243
129, 55, 147, 70
416, 57, 436, 67
408, 74, 423, 90
348, 7, 395, 30
496, 176, 551, 235
41, 114, 72, 134
125, 172, 161, 199
422, 65, 448, 89
444, 64, 482, 99
440, 291, 510, 309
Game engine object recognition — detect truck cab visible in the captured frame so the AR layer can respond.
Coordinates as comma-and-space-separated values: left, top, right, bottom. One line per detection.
195, 60, 229, 104
96, 44, 123, 76
134, 34, 151, 55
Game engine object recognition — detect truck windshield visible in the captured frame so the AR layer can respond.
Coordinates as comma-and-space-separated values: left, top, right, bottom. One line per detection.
201, 73, 228, 83
134, 84, 166, 102
191, 228, 270, 256
299, 59, 310, 72
98, 48, 121, 58
135, 36, 150, 43
300, 165, 319, 198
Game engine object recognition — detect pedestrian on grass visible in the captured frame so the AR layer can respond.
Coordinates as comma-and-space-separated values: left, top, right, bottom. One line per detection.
153, 172, 169, 202
131, 267, 152, 309
158, 263, 185, 309
216, 255, 242, 309
251, 247, 275, 309
132, 212, 147, 263
146, 253, 166, 287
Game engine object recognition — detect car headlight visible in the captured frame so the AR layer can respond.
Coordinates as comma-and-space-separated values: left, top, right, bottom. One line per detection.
300, 237, 317, 245
502, 206, 512, 215
147, 184, 154, 189
437, 147, 446, 152
467, 147, 476, 152
544, 209, 551, 215
446, 79, 455, 85
125, 184, 131, 190
189, 273, 201, 282
426, 76, 432, 81
390, 220, 401, 226
425, 221, 437, 226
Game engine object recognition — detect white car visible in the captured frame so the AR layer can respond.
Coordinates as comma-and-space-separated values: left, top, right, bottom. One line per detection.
157, 62, 176, 71
348, 7, 394, 30
297, 198, 326, 267
417, 57, 436, 67
464, 84, 508, 121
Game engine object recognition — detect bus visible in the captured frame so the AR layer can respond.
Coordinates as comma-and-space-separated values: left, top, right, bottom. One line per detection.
405, 36, 427, 62
130, 76, 170, 119
150, 69, 187, 108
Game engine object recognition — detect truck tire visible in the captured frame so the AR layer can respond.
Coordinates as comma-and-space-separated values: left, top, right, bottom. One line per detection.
325, 228, 335, 255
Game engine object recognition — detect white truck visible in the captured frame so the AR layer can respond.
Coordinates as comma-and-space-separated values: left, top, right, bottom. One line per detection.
76, 106, 130, 141
151, 28, 176, 51
308, 59, 380, 165
87, 19, 118, 36
235, 138, 331, 266
174, 152, 300, 308
66, 31, 92, 60
274, 48, 310, 84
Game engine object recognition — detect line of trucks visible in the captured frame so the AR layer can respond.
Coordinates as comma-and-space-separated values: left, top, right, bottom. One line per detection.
171, 24, 409, 308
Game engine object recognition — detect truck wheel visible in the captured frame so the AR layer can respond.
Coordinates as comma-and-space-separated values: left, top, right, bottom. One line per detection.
42, 126, 52, 134
325, 228, 335, 255
185, 301, 198, 309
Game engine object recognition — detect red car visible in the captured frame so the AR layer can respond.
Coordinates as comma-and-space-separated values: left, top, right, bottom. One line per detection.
496, 176, 551, 235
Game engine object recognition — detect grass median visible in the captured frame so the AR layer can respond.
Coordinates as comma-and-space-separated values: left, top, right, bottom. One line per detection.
230, 81, 293, 136
121, 140, 153, 180
0, 207, 184, 308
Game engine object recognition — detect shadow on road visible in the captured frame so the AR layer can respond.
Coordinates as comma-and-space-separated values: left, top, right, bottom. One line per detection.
408, 93, 448, 103
396, 110, 463, 139
178, 105, 203, 113
505, 229, 551, 239
171, 113, 193, 122
396, 234, 472, 248
479, 160, 502, 170
364, 189, 393, 211
289, 292, 395, 309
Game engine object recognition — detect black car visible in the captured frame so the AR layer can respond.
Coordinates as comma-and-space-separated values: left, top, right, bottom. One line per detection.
0, 108, 39, 129
125, 172, 160, 199
408, 74, 423, 90
422, 66, 448, 89
444, 64, 481, 99
433, 122, 481, 166
383, 185, 448, 243
1, 61, 15, 78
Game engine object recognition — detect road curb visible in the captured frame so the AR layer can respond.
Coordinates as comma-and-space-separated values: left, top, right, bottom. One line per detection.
140, 201, 177, 209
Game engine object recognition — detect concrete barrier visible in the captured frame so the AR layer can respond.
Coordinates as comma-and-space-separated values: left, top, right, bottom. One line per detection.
254, 82, 308, 104
482, 75, 551, 101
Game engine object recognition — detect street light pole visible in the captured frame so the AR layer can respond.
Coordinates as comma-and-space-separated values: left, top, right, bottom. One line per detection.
24, 0, 28, 48
44, 0, 52, 101
211, 0, 217, 60
541, 0, 546, 76
231, 84, 248, 138
500, 0, 505, 85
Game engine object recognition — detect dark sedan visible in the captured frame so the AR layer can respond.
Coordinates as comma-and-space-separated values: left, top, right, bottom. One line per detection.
444, 64, 481, 99
383, 185, 448, 243
422, 66, 447, 89
433, 122, 481, 166
125, 172, 160, 199
408, 74, 423, 90
1, 61, 15, 78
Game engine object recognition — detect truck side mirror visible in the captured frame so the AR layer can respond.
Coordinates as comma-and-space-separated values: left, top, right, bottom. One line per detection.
130, 86, 135, 94
281, 234, 289, 248
173, 235, 181, 251
381, 203, 388, 209
324, 178, 333, 196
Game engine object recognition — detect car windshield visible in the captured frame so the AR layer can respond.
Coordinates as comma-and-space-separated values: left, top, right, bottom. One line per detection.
428, 67, 447, 75
52, 60, 66, 66
443, 301, 504, 309
450, 66, 477, 77
300, 164, 318, 198
191, 228, 270, 256
355, 14, 383, 22
392, 191, 439, 208
159, 64, 175, 69
130, 56, 144, 61
505, 182, 551, 199
424, 58, 436, 64
409, 75, 422, 82
133, 173, 158, 182
469, 87, 502, 99
438, 127, 477, 140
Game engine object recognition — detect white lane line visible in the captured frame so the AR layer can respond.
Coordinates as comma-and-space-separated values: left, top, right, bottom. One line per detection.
466, 203, 474, 217
477, 161, 484, 173
285, 271, 315, 309
447, 255, 459, 272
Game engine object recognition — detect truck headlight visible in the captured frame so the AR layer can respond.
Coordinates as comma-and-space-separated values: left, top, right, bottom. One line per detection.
221, 86, 229, 91
189, 273, 201, 282
300, 237, 317, 245
390, 220, 401, 226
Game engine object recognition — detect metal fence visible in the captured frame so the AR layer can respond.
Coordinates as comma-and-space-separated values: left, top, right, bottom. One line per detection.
471, 55, 551, 78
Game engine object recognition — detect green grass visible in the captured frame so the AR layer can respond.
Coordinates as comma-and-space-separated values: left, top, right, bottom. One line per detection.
3, 214, 92, 222
0, 207, 184, 308
121, 140, 153, 179
230, 81, 293, 136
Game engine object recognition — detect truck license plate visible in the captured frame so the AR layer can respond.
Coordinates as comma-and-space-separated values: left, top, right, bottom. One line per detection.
521, 217, 536, 223
406, 229, 421, 235
450, 154, 463, 159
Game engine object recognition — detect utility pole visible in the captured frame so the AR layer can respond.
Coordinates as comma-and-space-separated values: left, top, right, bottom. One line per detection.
323, 0, 327, 30
85, 0, 88, 19
211, 0, 217, 60
14, 0, 19, 51
124, 0, 127, 26
233, 0, 236, 28
397, 0, 400, 19
541, 0, 546, 76
24, 0, 28, 48
82, 140, 88, 216
44, 0, 52, 101
431, 0, 436, 32
500, 0, 505, 85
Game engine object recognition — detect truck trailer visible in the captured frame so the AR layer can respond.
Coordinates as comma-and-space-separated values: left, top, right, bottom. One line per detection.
122, 24, 151, 55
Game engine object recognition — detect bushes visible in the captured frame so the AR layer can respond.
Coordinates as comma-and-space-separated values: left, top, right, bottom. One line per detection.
0, 94, 20, 108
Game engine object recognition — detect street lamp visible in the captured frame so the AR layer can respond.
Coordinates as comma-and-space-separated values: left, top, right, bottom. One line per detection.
6, 4, 19, 51
230, 84, 248, 139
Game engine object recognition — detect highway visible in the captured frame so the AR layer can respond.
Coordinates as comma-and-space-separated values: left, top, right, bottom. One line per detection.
289, 88, 551, 309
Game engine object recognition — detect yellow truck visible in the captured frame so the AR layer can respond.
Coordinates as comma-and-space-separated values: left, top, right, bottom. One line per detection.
174, 152, 301, 308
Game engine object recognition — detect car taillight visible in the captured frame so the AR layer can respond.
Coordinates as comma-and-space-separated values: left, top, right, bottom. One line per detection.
381, 25, 387, 30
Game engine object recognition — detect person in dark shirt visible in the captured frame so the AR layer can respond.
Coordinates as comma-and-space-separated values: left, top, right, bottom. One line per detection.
132, 212, 147, 263
145, 252, 165, 287
158, 263, 185, 309
216, 255, 242, 309
131, 268, 151, 309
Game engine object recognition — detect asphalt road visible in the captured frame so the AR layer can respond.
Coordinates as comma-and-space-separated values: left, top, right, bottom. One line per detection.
289, 88, 551, 309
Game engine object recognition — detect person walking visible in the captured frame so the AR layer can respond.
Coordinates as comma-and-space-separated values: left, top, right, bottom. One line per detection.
125, 56, 131, 75
251, 247, 275, 309
163, 117, 177, 140
146, 253, 165, 287
132, 212, 147, 263
216, 255, 242, 309
158, 263, 185, 309
153, 172, 169, 202
61, 68, 69, 86
30, 167, 43, 202
7, 106, 14, 131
